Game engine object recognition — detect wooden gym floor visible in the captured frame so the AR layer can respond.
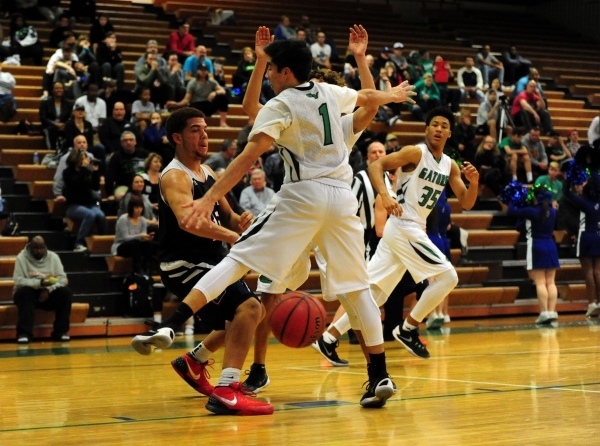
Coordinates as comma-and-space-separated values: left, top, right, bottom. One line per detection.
1, 315, 599, 445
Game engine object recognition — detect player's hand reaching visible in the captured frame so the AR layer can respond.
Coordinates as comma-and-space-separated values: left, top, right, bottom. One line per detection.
238, 211, 254, 232
460, 161, 479, 184
348, 24, 368, 56
382, 194, 403, 217
389, 81, 416, 104
255, 26, 273, 60
181, 197, 215, 230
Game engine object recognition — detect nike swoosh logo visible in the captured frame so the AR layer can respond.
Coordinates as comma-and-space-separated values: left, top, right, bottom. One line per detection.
215, 395, 237, 406
398, 335, 413, 343
322, 344, 332, 355
186, 361, 202, 380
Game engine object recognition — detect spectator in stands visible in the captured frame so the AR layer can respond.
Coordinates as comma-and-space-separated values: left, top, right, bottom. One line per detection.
205, 139, 237, 171
166, 20, 195, 65
373, 46, 393, 74
449, 107, 477, 163
69, 0, 96, 24
310, 32, 332, 69
353, 141, 385, 174
232, 47, 255, 98
74, 84, 106, 130
130, 88, 155, 134
141, 153, 162, 207
89, 13, 113, 52
118, 174, 159, 227
135, 51, 171, 105
499, 126, 532, 182
0, 24, 11, 62
144, 112, 172, 165
207, 7, 236, 26
135, 40, 167, 72
545, 130, 572, 168
535, 161, 562, 208
54, 59, 88, 100
523, 127, 549, 176
476, 89, 501, 140
274, 15, 295, 41
239, 169, 275, 217
49, 14, 75, 48
9, 13, 44, 66
295, 28, 310, 48
515, 67, 545, 98
511, 80, 554, 133
112, 194, 154, 275
588, 110, 600, 147
13, 236, 73, 344
457, 56, 484, 104
476, 44, 504, 88
53, 135, 93, 199
182, 45, 213, 82
412, 73, 441, 122
299, 14, 319, 44
384, 134, 400, 153
63, 103, 105, 165
75, 35, 100, 84
43, 44, 78, 96
416, 49, 433, 74
96, 31, 125, 90
474, 135, 506, 195
63, 147, 107, 252
433, 54, 459, 112
566, 129, 581, 157
0, 65, 17, 123
164, 52, 186, 102
37, 0, 65, 24
390, 42, 408, 78
105, 130, 148, 200
503, 45, 531, 86
165, 63, 229, 127
39, 82, 72, 150
98, 102, 139, 154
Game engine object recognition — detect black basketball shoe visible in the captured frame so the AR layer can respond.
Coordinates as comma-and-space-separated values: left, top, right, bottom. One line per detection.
242, 363, 270, 393
393, 325, 430, 358
311, 336, 349, 367
360, 375, 395, 408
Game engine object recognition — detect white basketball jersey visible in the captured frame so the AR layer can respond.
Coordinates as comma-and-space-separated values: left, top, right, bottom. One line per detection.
396, 142, 452, 226
248, 81, 358, 187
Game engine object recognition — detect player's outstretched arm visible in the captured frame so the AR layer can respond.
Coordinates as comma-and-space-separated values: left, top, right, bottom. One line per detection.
448, 161, 479, 210
242, 26, 273, 120
356, 80, 416, 108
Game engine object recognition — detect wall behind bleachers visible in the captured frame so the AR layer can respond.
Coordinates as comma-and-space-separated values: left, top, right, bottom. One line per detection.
535, 0, 600, 44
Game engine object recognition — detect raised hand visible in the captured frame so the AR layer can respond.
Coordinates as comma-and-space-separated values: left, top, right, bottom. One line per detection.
389, 80, 416, 104
460, 161, 479, 183
348, 24, 368, 57
255, 26, 273, 60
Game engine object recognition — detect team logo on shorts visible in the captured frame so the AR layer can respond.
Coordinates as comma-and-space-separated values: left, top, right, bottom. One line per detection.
258, 275, 273, 284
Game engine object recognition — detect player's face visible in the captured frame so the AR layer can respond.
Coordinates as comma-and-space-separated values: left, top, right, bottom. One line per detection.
266, 61, 285, 95
180, 117, 208, 158
425, 116, 452, 148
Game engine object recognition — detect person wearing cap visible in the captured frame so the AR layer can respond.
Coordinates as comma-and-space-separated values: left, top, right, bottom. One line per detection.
135, 39, 167, 72
183, 45, 214, 82
165, 63, 229, 127
63, 102, 106, 167
389, 42, 408, 73
385, 133, 400, 153
310, 31, 331, 69
374, 46, 394, 74
74, 84, 106, 130
545, 130, 572, 168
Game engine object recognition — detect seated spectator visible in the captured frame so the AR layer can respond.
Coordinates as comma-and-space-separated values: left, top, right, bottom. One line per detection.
89, 13, 113, 52
105, 130, 148, 200
310, 32, 332, 69
503, 45, 531, 85
416, 49, 433, 74
55, 59, 89, 100
44, 44, 78, 96
412, 72, 441, 122
39, 82, 72, 150
545, 130, 572, 167
566, 129, 581, 157
53, 134, 94, 200
96, 31, 124, 89
474, 135, 506, 195
182, 45, 214, 82
476, 44, 504, 88
37, 0, 66, 24
144, 112, 172, 165
9, 13, 44, 66
62, 103, 106, 165
534, 161, 563, 208
141, 153, 162, 207
118, 174, 159, 227
112, 192, 154, 274
13, 236, 73, 344
511, 80, 554, 133
523, 127, 549, 176
232, 47, 256, 98
49, 14, 75, 48
295, 28, 310, 48
63, 147, 107, 252
476, 89, 501, 140
499, 127, 532, 182
74, 84, 106, 130
69, 0, 96, 24
588, 110, 600, 147
373, 46, 394, 74
135, 39, 167, 72
164, 52, 186, 102
130, 88, 155, 133
0, 65, 17, 123
449, 107, 477, 163
165, 63, 229, 127
239, 169, 275, 217
274, 15, 295, 40
378, 65, 402, 126
384, 133, 400, 153
205, 139, 237, 171
98, 102, 139, 154
515, 67, 545, 98
433, 54, 459, 113
0, 23, 11, 62
390, 42, 409, 79
299, 14, 320, 44
457, 56, 484, 104
131, 51, 169, 112
165, 20, 195, 65
207, 7, 236, 26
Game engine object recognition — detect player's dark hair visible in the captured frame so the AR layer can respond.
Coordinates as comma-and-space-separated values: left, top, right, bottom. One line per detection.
264, 39, 312, 83
165, 107, 205, 147
425, 107, 455, 128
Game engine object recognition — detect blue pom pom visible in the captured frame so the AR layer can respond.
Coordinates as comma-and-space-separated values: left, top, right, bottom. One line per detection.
565, 159, 589, 185
500, 181, 529, 207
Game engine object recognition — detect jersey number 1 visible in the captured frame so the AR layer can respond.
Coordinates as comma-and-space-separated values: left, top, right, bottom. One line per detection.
318, 103, 333, 145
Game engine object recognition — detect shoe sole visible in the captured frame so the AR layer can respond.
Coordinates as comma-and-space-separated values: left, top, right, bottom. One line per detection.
171, 357, 214, 396
360, 383, 395, 408
392, 329, 430, 359
205, 396, 274, 416
586, 307, 600, 318
131, 328, 174, 355
242, 376, 270, 393
311, 342, 349, 367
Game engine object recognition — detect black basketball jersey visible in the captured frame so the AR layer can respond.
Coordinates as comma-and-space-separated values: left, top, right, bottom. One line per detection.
157, 160, 225, 265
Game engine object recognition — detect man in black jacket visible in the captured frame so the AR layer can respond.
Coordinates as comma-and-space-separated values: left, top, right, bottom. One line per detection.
39, 82, 73, 149
105, 130, 148, 200
98, 101, 139, 154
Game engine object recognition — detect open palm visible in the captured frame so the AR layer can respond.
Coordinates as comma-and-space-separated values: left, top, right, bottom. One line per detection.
255, 26, 273, 59
348, 24, 368, 56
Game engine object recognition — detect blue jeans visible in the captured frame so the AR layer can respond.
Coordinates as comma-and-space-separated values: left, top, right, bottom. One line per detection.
480, 64, 505, 85
66, 204, 107, 246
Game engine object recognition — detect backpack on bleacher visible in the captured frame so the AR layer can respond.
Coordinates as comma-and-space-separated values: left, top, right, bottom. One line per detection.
122, 273, 153, 317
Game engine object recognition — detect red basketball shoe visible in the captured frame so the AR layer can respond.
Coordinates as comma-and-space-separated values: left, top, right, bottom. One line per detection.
171, 353, 214, 396
206, 382, 274, 415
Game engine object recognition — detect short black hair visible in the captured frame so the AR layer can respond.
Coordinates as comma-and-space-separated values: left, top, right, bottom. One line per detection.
264, 39, 312, 84
139, 87, 151, 97
220, 139, 234, 151
165, 107, 205, 147
513, 127, 526, 136
425, 107, 455, 128
105, 31, 115, 39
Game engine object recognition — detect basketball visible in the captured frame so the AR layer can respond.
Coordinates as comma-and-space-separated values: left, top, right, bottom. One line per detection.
270, 292, 327, 348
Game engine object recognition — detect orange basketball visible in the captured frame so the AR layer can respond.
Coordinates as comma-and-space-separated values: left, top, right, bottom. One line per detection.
270, 292, 327, 348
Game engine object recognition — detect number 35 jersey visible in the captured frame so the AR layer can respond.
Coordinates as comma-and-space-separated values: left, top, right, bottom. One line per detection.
396, 142, 452, 227
248, 81, 358, 188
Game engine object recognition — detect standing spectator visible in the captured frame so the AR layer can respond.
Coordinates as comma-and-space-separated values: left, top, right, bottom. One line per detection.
239, 169, 275, 217
144, 112, 172, 165
96, 31, 125, 89
69, 0, 96, 24
523, 127, 549, 176
98, 102, 139, 154
588, 110, 600, 147
474, 135, 506, 195
545, 130, 572, 167
63, 148, 107, 251
62, 103, 106, 164
182, 45, 213, 82
476, 89, 501, 140
105, 131, 148, 200
449, 107, 477, 163
13, 236, 73, 343
39, 82, 72, 150
310, 32, 332, 69
457, 56, 484, 104
74, 84, 106, 130
511, 80, 554, 133
566, 129, 581, 157
89, 13, 113, 52
476, 44, 504, 88
232, 47, 255, 97
0, 65, 17, 123
534, 162, 563, 208
49, 14, 75, 48
204, 139, 237, 171
274, 15, 295, 40
411, 73, 441, 122
165, 63, 229, 127
499, 127, 532, 182
166, 20, 195, 65
433, 55, 459, 112
135, 40, 167, 72
9, 13, 44, 66
130, 88, 155, 134
503, 45, 531, 85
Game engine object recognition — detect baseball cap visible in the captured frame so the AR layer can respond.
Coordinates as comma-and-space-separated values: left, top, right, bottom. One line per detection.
198, 62, 209, 70
73, 103, 85, 111
386, 133, 398, 141
393, 42, 404, 49
381, 46, 391, 53
567, 129, 577, 137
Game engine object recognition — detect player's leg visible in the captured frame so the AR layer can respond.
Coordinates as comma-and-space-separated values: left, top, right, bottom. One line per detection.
529, 268, 550, 323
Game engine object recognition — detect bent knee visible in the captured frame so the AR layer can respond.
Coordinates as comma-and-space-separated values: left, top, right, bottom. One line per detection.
240, 297, 263, 321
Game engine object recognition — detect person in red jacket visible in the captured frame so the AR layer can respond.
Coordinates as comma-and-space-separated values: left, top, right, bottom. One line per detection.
166, 20, 195, 64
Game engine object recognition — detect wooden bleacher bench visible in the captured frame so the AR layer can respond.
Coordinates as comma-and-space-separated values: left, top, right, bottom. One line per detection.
448, 199, 463, 214
28, 181, 54, 199
0, 237, 28, 255
47, 199, 67, 217
0, 280, 14, 302
448, 286, 519, 306
85, 235, 114, 254
558, 283, 586, 301
0, 149, 53, 165
451, 214, 492, 230
467, 230, 520, 247
12, 164, 55, 182
450, 249, 461, 266
555, 264, 584, 282
106, 256, 133, 275
456, 266, 489, 285
0, 258, 16, 277
68, 216, 116, 238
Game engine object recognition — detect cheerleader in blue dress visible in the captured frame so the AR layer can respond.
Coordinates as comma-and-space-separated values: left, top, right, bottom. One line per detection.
508, 185, 560, 324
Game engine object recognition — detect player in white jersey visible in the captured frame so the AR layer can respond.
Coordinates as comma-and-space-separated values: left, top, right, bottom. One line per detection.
368, 106, 479, 358
132, 25, 416, 410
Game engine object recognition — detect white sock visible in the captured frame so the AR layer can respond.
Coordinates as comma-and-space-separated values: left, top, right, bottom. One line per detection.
403, 320, 417, 331
190, 342, 213, 364
322, 331, 337, 344
512, 175, 518, 181
526, 172, 533, 182
218, 367, 240, 386
153, 313, 162, 323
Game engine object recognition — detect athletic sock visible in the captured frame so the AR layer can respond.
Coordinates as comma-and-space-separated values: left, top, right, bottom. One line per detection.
190, 342, 213, 364
322, 331, 338, 344
403, 320, 417, 331
367, 352, 387, 379
163, 302, 194, 331
526, 172, 533, 182
218, 368, 241, 387
512, 175, 518, 181
153, 313, 162, 323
